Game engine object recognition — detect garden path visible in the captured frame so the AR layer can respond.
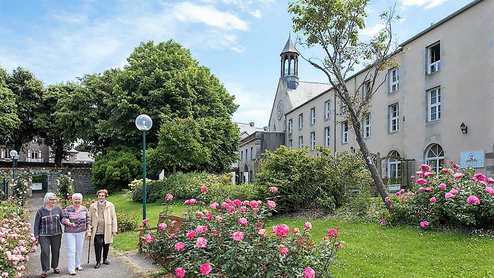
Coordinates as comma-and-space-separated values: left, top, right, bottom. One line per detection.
24, 193, 142, 278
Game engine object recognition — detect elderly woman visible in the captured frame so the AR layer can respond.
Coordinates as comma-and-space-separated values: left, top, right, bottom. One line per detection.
62, 193, 90, 275
33, 192, 63, 278
88, 189, 117, 269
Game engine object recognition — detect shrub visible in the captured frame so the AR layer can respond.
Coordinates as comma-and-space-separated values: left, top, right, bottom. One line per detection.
0, 201, 36, 278
56, 174, 75, 207
142, 195, 341, 277
388, 163, 494, 229
11, 174, 29, 206
256, 146, 372, 214
92, 148, 140, 191
116, 211, 138, 233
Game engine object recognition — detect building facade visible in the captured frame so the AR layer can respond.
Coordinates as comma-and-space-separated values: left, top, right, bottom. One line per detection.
259, 0, 494, 187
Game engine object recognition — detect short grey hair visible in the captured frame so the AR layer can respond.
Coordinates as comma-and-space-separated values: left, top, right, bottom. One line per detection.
72, 193, 83, 200
43, 192, 57, 206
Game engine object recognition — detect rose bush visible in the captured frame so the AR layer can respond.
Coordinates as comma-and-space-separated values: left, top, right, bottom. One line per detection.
0, 201, 36, 278
142, 191, 341, 277
388, 163, 494, 229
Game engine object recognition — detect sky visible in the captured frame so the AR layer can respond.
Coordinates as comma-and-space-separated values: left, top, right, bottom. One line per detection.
0, 0, 474, 128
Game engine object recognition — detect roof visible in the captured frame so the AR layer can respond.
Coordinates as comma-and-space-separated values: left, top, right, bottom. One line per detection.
286, 81, 330, 109
236, 122, 264, 139
281, 34, 298, 55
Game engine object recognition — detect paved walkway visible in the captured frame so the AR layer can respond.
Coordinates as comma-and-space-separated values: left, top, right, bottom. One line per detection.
25, 194, 147, 278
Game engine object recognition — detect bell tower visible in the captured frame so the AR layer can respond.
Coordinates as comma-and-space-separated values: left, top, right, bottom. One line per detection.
280, 34, 299, 89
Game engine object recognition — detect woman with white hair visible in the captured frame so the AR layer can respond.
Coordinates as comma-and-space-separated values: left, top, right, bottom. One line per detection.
62, 193, 90, 275
33, 192, 63, 278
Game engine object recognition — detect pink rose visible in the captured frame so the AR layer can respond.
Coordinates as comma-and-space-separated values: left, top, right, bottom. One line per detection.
327, 228, 338, 238
200, 185, 208, 194
195, 225, 208, 234
175, 267, 186, 278
269, 186, 279, 193
395, 191, 401, 196
467, 195, 480, 206
420, 164, 431, 172
267, 200, 276, 210
415, 178, 428, 185
419, 220, 429, 230
186, 230, 197, 240
249, 200, 260, 209
184, 198, 197, 205
303, 267, 316, 278
423, 172, 434, 178
278, 245, 289, 256
209, 202, 219, 209
199, 262, 212, 276
453, 173, 464, 180
238, 217, 248, 226
164, 193, 174, 202
445, 192, 455, 199
473, 173, 488, 183
304, 222, 312, 231
488, 178, 494, 184
144, 234, 154, 244
232, 231, 244, 241
430, 197, 437, 204
485, 187, 494, 196
438, 183, 447, 191
175, 242, 185, 251
272, 224, 289, 238
450, 188, 459, 195
195, 237, 208, 248
233, 199, 242, 207
257, 229, 266, 236
158, 223, 167, 232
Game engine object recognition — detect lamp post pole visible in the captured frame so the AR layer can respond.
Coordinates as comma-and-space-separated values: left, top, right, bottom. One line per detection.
142, 130, 147, 220
9, 150, 19, 196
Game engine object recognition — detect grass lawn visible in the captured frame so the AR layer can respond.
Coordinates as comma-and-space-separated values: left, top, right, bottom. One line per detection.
109, 193, 494, 277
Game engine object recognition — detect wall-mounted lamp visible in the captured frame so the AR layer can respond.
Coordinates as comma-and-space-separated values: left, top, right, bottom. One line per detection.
350, 146, 355, 153
460, 122, 468, 134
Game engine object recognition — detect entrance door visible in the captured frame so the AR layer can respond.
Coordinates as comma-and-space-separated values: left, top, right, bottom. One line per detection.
32, 174, 48, 193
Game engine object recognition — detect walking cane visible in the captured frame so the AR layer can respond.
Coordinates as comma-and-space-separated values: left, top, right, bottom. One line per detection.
87, 235, 91, 264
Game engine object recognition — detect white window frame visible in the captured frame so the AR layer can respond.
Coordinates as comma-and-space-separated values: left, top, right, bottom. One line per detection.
310, 132, 316, 150
310, 107, 316, 126
389, 103, 399, 133
288, 139, 293, 147
298, 136, 304, 148
425, 144, 445, 173
298, 113, 303, 130
342, 121, 349, 144
0, 148, 6, 159
288, 119, 293, 134
389, 67, 399, 93
427, 42, 441, 74
363, 113, 371, 138
427, 87, 441, 122
324, 127, 331, 147
250, 147, 254, 160
324, 100, 331, 120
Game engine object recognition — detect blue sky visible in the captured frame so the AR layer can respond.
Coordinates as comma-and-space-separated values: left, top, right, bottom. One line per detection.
0, 0, 473, 127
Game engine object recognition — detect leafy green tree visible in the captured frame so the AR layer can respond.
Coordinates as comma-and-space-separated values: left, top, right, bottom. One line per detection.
289, 0, 397, 208
91, 148, 141, 191
0, 68, 20, 142
5, 67, 44, 150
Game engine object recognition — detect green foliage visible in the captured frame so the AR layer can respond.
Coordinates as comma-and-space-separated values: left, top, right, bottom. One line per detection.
92, 148, 141, 191
0, 68, 20, 142
56, 174, 75, 207
11, 174, 29, 206
256, 146, 372, 213
116, 211, 137, 233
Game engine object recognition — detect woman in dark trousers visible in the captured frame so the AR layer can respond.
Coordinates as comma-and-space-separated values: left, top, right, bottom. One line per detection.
34, 192, 64, 278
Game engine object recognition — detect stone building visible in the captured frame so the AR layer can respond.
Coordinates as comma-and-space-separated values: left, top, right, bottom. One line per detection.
245, 0, 494, 188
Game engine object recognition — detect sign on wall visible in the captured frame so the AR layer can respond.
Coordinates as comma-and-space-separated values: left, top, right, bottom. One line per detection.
460, 151, 485, 169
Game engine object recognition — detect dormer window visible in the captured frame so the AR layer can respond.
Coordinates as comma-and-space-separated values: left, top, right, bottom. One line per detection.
427, 42, 440, 74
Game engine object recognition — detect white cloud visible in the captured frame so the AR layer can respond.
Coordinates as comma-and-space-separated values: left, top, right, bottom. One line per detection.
249, 9, 262, 18
173, 2, 249, 31
402, 0, 449, 9
227, 82, 272, 127
360, 23, 385, 37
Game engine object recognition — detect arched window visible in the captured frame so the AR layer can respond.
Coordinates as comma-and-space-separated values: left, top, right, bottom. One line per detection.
284, 57, 289, 76
425, 144, 444, 172
386, 151, 401, 182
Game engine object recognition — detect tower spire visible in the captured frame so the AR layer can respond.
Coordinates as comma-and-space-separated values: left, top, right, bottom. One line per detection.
280, 34, 299, 89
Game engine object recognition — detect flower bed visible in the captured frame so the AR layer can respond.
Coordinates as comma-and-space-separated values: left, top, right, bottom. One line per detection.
141, 190, 341, 277
0, 201, 37, 278
388, 163, 494, 229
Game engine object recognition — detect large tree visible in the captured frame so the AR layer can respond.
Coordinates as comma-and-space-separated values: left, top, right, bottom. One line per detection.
0, 68, 20, 142
289, 0, 397, 208
5, 67, 44, 150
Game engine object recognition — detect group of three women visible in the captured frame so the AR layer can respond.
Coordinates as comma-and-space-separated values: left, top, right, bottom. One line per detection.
33, 189, 118, 277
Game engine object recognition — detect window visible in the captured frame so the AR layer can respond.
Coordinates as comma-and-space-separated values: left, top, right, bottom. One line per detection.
298, 113, 303, 129
0, 148, 6, 159
324, 100, 331, 120
427, 87, 441, 121
363, 113, 371, 138
362, 81, 371, 100
427, 42, 440, 74
342, 121, 349, 144
288, 139, 293, 147
324, 127, 331, 147
27, 150, 42, 162
310, 107, 316, 126
389, 67, 399, 93
250, 147, 254, 160
310, 132, 316, 150
288, 119, 293, 133
425, 144, 445, 173
388, 103, 399, 133
240, 150, 243, 161
245, 148, 248, 161
298, 136, 304, 148
386, 151, 401, 182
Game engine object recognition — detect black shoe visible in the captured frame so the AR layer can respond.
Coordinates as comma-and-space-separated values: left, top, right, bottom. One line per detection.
94, 263, 101, 269
103, 260, 110, 265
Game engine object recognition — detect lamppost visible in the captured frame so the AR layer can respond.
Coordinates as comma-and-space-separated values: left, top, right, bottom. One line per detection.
9, 150, 19, 196
135, 114, 153, 220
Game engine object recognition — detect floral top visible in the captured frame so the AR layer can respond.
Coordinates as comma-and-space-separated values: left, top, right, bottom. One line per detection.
62, 205, 90, 233
34, 207, 63, 237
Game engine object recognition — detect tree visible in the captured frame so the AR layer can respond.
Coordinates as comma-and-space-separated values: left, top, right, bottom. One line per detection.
0, 68, 20, 142
289, 0, 397, 208
91, 148, 141, 191
5, 67, 44, 150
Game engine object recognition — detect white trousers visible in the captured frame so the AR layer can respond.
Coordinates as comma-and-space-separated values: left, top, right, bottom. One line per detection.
65, 232, 85, 272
